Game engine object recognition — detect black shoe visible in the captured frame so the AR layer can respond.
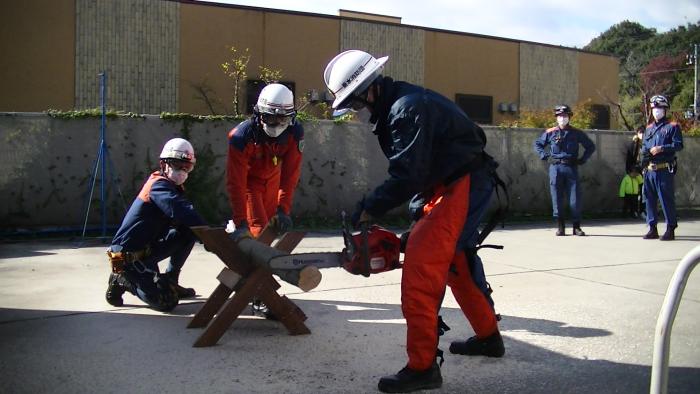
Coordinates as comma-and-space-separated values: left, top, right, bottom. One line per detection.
643, 226, 659, 239
556, 217, 565, 236
572, 222, 586, 236
252, 299, 277, 320
173, 284, 196, 298
165, 271, 196, 298
660, 226, 676, 241
378, 362, 442, 393
449, 331, 505, 357
106, 273, 126, 307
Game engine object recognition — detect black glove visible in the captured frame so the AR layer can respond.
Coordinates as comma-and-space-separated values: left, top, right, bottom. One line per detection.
399, 231, 410, 253
268, 207, 292, 233
228, 221, 252, 242
351, 199, 372, 230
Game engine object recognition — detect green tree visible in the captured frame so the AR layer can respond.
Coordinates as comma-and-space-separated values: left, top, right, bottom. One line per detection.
258, 66, 283, 84
584, 21, 656, 58
221, 46, 251, 116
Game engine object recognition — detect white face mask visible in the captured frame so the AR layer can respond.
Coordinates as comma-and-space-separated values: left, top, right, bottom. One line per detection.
262, 122, 288, 138
556, 116, 569, 128
165, 165, 188, 186
652, 108, 666, 121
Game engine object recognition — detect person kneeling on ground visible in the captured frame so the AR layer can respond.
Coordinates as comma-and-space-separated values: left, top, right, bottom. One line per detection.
105, 138, 206, 312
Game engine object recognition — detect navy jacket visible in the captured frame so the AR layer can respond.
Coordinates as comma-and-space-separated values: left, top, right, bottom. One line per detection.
362, 77, 490, 217
534, 125, 596, 163
111, 172, 206, 252
642, 118, 683, 165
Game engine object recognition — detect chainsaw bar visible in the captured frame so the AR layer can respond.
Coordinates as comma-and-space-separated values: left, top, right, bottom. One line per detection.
268, 252, 346, 271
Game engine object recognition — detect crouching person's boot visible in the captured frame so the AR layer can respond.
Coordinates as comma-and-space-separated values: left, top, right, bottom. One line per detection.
449, 330, 505, 357
378, 361, 442, 393
106, 272, 136, 307
660, 225, 677, 241
165, 271, 196, 298
106, 249, 135, 307
573, 222, 586, 236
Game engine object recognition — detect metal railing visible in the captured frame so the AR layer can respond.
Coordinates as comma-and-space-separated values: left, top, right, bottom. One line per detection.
650, 244, 700, 394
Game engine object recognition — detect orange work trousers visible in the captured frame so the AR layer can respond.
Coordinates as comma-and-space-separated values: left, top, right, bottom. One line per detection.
402, 174, 499, 371
246, 177, 280, 237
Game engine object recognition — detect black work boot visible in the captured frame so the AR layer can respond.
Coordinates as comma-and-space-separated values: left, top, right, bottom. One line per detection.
378, 362, 442, 393
660, 225, 676, 241
449, 330, 505, 357
555, 217, 565, 236
573, 222, 586, 236
166, 271, 196, 298
106, 273, 128, 306
643, 225, 659, 240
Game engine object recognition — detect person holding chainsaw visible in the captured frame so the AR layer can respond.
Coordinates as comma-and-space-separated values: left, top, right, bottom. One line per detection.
324, 50, 505, 393
225, 83, 304, 240
105, 138, 206, 312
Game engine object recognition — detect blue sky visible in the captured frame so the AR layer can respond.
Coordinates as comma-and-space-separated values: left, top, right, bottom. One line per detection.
198, 0, 700, 48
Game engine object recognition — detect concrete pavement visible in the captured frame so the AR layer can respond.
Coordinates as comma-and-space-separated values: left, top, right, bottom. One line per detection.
1, 219, 699, 393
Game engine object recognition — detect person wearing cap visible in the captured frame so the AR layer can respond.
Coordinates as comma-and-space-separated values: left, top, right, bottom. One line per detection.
324, 50, 504, 393
641, 95, 683, 240
534, 105, 596, 236
226, 83, 304, 241
105, 138, 206, 312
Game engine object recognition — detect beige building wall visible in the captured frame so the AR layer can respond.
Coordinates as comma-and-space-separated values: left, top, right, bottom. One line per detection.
519, 43, 579, 111
340, 20, 425, 86
0, 0, 75, 112
179, 4, 339, 115
578, 52, 620, 106
0, 0, 620, 126
425, 32, 520, 124
75, 0, 179, 114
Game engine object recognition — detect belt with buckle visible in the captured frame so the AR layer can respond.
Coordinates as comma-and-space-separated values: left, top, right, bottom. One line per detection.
647, 162, 669, 171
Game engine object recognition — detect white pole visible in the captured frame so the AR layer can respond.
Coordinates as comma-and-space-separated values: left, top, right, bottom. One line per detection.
650, 245, 700, 394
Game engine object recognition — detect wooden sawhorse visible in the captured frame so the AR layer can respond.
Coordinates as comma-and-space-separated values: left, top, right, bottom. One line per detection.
188, 226, 310, 347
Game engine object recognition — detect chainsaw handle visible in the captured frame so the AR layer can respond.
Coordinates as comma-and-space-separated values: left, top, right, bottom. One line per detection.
359, 222, 370, 277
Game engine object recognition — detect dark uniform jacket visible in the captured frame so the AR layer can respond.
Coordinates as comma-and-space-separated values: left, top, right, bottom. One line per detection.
641, 119, 683, 166
111, 172, 205, 252
362, 77, 492, 217
534, 125, 596, 163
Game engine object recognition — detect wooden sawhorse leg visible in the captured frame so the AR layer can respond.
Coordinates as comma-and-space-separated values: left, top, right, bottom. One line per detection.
188, 227, 310, 347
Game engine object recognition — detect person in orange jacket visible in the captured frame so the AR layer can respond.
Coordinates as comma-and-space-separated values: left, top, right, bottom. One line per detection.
226, 83, 304, 240
226, 84, 304, 318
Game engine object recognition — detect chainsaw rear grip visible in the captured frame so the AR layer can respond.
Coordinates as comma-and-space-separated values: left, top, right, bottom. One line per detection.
235, 238, 321, 292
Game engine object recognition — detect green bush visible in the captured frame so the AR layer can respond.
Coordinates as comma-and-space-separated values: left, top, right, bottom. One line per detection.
499, 101, 595, 129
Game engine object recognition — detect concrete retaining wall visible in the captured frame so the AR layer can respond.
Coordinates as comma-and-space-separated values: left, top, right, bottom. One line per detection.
1, 113, 698, 230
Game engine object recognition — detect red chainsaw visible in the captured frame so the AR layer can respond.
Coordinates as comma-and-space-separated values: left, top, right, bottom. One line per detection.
267, 212, 403, 277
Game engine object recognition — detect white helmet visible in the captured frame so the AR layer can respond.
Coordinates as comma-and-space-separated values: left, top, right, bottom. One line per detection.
160, 138, 196, 164
323, 50, 388, 109
255, 83, 295, 116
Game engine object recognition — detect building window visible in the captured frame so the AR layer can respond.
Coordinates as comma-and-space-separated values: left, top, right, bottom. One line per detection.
589, 104, 610, 130
455, 94, 493, 124
245, 80, 296, 114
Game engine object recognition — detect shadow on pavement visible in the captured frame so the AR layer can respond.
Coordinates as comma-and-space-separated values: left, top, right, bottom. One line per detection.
0, 300, 698, 394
